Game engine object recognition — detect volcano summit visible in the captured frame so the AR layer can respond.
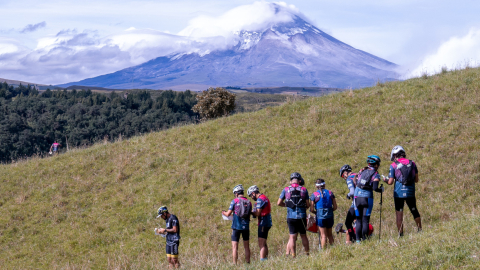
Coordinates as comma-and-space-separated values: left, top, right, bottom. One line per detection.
61, 3, 399, 90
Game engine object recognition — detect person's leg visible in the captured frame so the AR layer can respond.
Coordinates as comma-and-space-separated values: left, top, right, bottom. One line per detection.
287, 234, 298, 257
361, 212, 371, 240
345, 206, 356, 243
406, 197, 422, 231
363, 198, 373, 240
258, 226, 270, 260
286, 219, 297, 257
231, 241, 238, 264
231, 229, 240, 264
298, 218, 309, 255
243, 230, 250, 263
355, 198, 365, 242
300, 234, 310, 255
326, 227, 334, 245
172, 243, 180, 268
394, 197, 405, 236
243, 240, 250, 263
319, 227, 327, 249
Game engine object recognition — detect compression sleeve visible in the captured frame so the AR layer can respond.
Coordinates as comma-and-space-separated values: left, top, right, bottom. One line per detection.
372, 181, 383, 193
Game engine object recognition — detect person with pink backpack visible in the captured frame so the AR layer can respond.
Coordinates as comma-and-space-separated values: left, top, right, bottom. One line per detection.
277, 172, 310, 257
384, 145, 422, 237
222, 184, 252, 264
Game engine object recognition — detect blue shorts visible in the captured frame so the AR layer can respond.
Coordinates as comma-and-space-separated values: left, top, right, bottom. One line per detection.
317, 217, 334, 228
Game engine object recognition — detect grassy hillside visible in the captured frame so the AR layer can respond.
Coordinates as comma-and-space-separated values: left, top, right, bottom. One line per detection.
0, 68, 479, 269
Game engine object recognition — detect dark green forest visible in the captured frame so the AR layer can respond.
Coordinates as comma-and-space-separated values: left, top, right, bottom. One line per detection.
0, 83, 198, 162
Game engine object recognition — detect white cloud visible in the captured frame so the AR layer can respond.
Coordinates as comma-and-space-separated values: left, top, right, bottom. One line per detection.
410, 28, 480, 77
178, 1, 301, 38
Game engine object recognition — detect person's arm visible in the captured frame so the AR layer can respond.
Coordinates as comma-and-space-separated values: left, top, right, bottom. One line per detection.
373, 180, 384, 193
222, 209, 233, 217
386, 165, 395, 185
415, 173, 419, 183
332, 198, 337, 211
310, 199, 315, 213
49, 145, 53, 151
277, 198, 285, 207
252, 200, 261, 217
165, 225, 178, 233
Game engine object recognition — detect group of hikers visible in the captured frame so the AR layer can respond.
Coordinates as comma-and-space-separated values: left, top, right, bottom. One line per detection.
154, 145, 422, 268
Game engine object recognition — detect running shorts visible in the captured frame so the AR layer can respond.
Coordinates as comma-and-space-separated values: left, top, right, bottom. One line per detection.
317, 217, 334, 228
258, 226, 271, 239
166, 242, 179, 258
231, 229, 250, 242
287, 218, 307, 235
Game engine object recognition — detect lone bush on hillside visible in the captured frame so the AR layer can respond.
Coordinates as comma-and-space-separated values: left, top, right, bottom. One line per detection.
192, 87, 236, 120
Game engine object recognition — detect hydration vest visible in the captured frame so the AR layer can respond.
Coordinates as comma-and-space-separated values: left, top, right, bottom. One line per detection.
234, 197, 252, 220
284, 185, 308, 209
313, 189, 333, 210
394, 159, 415, 185
258, 194, 271, 217
357, 168, 378, 190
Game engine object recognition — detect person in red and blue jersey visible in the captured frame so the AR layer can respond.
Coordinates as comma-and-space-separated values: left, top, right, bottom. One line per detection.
277, 172, 310, 257
310, 179, 337, 250
49, 140, 61, 155
247, 185, 272, 261
354, 155, 384, 242
339, 164, 357, 244
384, 145, 422, 236
222, 184, 252, 264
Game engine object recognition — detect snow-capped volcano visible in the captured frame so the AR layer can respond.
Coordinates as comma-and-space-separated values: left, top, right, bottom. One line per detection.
60, 3, 398, 89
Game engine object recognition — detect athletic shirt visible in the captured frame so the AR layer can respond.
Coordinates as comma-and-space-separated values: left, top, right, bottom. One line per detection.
346, 173, 356, 207
165, 214, 181, 244
228, 197, 250, 230
389, 158, 418, 198
52, 143, 59, 151
354, 167, 380, 198
256, 194, 272, 227
279, 184, 309, 219
310, 189, 335, 219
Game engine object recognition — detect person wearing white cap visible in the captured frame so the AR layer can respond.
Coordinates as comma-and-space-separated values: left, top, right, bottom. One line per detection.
222, 184, 252, 264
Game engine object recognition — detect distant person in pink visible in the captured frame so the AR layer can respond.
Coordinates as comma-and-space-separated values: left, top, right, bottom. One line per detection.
49, 141, 61, 155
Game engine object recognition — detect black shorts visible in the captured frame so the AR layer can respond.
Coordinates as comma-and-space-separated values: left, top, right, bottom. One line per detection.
231, 229, 250, 242
287, 218, 307, 235
394, 197, 417, 212
166, 242, 179, 258
258, 226, 271, 239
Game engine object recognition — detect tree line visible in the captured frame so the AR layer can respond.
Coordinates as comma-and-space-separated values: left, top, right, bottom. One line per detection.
0, 83, 198, 162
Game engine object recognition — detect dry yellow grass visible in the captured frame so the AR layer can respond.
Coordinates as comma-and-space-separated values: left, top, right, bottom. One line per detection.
0, 68, 479, 269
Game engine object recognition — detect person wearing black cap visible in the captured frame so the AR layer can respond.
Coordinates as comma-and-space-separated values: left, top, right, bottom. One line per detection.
155, 206, 181, 269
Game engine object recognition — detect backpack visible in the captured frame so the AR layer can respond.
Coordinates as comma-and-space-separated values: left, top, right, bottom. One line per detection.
234, 197, 252, 219
313, 190, 333, 210
395, 160, 415, 185
285, 185, 308, 209
357, 168, 377, 190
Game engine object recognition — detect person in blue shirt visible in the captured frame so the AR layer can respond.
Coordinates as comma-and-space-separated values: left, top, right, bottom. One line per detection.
354, 155, 384, 242
247, 185, 272, 261
310, 179, 337, 250
277, 172, 310, 257
384, 145, 422, 237
222, 184, 252, 264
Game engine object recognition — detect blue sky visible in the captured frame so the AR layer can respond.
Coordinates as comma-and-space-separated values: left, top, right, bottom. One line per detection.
1, 0, 480, 84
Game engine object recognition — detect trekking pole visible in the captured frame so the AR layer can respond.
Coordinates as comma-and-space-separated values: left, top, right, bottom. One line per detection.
379, 184, 383, 240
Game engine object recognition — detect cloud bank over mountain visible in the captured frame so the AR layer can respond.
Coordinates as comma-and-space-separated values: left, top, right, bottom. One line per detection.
410, 28, 480, 76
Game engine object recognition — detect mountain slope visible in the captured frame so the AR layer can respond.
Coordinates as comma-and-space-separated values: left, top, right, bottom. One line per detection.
1, 68, 479, 269
60, 7, 398, 90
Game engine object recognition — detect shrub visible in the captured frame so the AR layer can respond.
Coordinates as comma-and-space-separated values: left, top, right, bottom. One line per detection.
192, 87, 236, 120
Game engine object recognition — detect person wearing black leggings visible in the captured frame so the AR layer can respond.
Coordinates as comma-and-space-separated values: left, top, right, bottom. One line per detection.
354, 155, 384, 242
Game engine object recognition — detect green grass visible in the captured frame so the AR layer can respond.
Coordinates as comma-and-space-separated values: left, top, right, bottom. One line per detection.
0, 68, 479, 269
